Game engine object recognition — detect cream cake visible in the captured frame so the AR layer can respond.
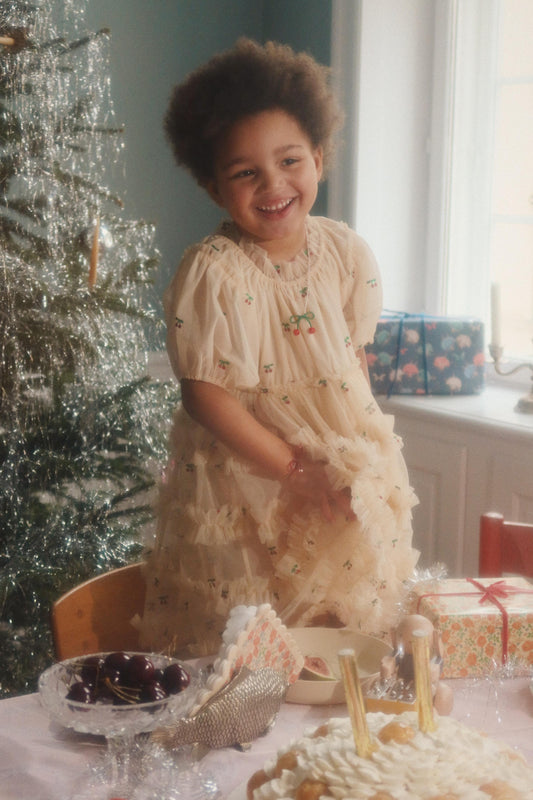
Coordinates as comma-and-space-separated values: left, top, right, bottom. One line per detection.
246, 712, 533, 800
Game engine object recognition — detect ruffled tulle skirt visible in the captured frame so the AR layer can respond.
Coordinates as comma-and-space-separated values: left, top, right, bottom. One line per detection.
138, 368, 418, 657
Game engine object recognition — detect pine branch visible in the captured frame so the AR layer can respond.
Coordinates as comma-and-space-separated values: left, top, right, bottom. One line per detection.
52, 161, 124, 207
0, 1, 173, 697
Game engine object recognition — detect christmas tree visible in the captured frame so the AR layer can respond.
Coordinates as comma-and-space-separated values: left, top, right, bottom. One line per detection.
0, 0, 177, 696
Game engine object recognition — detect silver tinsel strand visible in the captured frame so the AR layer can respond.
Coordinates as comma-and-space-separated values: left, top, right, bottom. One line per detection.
0, 0, 178, 696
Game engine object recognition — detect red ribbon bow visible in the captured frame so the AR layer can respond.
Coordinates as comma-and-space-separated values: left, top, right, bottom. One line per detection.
466, 578, 511, 663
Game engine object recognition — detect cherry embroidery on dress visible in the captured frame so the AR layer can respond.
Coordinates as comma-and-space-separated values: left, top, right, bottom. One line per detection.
290, 311, 316, 335
272, 232, 317, 335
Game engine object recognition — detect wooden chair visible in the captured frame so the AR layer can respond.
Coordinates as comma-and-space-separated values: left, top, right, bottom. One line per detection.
51, 562, 146, 660
479, 512, 533, 578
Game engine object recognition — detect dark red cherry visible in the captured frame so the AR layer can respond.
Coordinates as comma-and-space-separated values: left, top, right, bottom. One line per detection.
104, 651, 131, 673
123, 654, 155, 686
139, 681, 167, 703
96, 681, 116, 702
66, 652, 190, 706
80, 655, 105, 687
162, 663, 190, 694
103, 666, 123, 686
66, 681, 94, 704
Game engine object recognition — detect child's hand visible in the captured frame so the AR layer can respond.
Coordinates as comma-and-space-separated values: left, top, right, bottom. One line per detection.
283, 456, 356, 523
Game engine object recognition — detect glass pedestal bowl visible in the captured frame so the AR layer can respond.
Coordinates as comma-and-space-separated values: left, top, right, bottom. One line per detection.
38, 651, 217, 800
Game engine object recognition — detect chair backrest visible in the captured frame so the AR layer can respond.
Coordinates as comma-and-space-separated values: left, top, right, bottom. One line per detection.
479, 512, 533, 578
51, 562, 146, 660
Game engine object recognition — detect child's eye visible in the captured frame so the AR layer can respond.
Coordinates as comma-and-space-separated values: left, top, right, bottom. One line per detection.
283, 157, 299, 167
231, 169, 255, 180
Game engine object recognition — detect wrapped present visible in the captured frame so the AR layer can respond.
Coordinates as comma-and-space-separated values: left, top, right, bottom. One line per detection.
367, 312, 485, 395
410, 577, 533, 678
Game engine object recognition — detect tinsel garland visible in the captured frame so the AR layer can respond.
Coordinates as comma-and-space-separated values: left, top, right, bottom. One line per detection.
0, 0, 178, 696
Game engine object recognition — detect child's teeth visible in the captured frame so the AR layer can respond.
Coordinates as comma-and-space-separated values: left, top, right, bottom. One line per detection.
260, 199, 291, 212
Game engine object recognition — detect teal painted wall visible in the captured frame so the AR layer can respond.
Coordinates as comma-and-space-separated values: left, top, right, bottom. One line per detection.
84, 1, 333, 322
263, 1, 332, 71
263, 1, 333, 218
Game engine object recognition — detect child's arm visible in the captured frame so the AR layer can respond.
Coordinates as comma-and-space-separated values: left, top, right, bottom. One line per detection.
181, 378, 293, 479
180, 378, 353, 522
357, 347, 371, 386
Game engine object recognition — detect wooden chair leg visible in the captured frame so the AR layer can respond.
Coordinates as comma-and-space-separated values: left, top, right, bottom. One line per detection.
479, 511, 504, 577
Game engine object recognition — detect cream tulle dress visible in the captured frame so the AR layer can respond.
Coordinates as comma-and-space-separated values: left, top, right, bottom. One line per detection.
138, 216, 418, 656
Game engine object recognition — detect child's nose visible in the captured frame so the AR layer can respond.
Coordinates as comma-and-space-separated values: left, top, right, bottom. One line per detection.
260, 168, 283, 191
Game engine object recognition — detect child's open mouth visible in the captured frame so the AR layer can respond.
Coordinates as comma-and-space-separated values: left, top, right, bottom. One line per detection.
257, 198, 295, 216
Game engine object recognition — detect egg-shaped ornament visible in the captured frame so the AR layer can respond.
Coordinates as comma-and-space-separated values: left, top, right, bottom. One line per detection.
81, 220, 114, 253
95, 222, 114, 251
86, 218, 114, 288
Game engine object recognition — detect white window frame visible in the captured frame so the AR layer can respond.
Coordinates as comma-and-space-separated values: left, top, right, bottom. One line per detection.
432, 0, 500, 322
329, 0, 499, 325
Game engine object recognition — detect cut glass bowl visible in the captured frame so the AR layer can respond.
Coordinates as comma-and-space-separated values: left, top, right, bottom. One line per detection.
38, 651, 201, 737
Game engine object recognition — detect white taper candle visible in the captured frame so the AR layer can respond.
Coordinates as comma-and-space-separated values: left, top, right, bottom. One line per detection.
490, 282, 502, 348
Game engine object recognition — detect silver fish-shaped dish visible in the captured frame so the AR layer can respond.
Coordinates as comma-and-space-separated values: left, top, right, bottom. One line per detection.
152, 666, 288, 750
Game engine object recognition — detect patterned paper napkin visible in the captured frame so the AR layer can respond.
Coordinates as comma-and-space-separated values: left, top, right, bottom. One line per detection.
191, 604, 304, 714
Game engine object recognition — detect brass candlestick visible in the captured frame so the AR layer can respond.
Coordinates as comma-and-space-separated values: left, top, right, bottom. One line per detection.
488, 343, 533, 414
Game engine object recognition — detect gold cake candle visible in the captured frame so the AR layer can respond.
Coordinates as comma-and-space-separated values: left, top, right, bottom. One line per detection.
412, 629, 437, 732
338, 648, 377, 758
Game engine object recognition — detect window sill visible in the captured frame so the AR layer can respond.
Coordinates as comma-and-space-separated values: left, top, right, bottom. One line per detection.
378, 381, 533, 443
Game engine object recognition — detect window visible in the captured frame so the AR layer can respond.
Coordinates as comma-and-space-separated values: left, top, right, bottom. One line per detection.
330, 0, 533, 365
489, 0, 533, 357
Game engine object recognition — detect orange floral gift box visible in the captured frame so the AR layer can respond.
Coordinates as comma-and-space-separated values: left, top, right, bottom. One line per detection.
409, 577, 533, 678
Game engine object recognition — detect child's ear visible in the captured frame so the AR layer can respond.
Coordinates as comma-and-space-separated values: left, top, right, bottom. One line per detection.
314, 146, 324, 181
206, 180, 224, 208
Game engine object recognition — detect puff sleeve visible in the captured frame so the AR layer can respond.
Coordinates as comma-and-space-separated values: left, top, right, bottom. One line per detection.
341, 231, 383, 350
163, 241, 260, 390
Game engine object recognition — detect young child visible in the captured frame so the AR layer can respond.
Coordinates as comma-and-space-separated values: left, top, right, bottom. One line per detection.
139, 38, 419, 657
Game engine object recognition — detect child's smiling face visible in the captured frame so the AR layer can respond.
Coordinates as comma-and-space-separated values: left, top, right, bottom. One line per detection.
208, 109, 323, 262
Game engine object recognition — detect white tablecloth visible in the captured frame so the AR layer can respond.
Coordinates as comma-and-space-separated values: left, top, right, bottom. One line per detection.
0, 676, 532, 799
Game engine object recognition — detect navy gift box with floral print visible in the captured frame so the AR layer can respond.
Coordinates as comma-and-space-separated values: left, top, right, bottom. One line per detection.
367, 313, 485, 396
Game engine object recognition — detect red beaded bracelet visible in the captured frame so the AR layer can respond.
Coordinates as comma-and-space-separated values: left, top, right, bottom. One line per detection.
282, 458, 304, 481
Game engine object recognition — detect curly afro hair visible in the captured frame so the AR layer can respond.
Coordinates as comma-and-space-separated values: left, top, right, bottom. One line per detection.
164, 38, 343, 187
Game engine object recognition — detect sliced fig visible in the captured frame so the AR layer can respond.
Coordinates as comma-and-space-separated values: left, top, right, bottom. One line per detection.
299, 655, 336, 681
